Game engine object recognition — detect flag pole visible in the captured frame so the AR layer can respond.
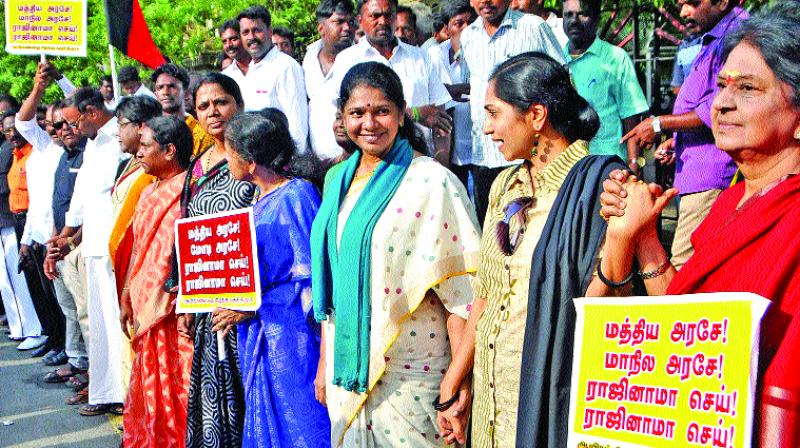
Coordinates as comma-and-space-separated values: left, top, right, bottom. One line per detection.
108, 44, 120, 105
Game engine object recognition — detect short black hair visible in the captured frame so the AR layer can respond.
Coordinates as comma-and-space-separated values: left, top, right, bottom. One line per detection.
237, 5, 272, 28
150, 63, 190, 90
117, 66, 140, 84
356, 0, 397, 16
62, 87, 106, 113
219, 18, 239, 34
431, 11, 446, 32
1, 110, 18, 122
272, 27, 296, 46
396, 5, 417, 27
101, 75, 113, 84
0, 94, 20, 111
442, 0, 475, 24
145, 115, 193, 170
316, 0, 355, 21
36, 105, 47, 116
115, 96, 162, 124
578, 0, 602, 20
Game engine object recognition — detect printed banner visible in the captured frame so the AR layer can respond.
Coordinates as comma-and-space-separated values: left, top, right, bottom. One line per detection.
175, 208, 260, 313
568, 293, 769, 448
4, 0, 86, 57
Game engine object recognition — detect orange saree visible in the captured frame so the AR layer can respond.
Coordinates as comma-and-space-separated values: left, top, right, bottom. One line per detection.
122, 172, 193, 448
109, 162, 155, 296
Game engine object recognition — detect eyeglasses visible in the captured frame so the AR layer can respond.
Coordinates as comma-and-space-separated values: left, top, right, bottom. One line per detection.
53, 120, 76, 130
495, 196, 536, 256
66, 114, 83, 129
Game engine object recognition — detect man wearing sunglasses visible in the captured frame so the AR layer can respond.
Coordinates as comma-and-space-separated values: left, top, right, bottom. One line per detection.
55, 86, 128, 417
16, 63, 90, 399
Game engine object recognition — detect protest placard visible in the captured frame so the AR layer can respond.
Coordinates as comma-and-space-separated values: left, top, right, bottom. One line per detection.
4, 0, 87, 57
175, 208, 261, 314
568, 293, 769, 448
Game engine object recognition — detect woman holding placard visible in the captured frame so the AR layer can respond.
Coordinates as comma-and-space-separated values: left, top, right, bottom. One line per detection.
216, 111, 331, 447
167, 73, 256, 448
599, 3, 800, 445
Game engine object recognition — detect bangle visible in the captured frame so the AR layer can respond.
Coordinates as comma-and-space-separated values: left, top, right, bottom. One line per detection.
597, 258, 634, 288
638, 261, 670, 280
412, 107, 421, 122
432, 390, 460, 411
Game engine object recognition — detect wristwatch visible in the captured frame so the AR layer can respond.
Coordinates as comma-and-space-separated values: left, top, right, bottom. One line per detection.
66, 236, 76, 251
651, 115, 662, 134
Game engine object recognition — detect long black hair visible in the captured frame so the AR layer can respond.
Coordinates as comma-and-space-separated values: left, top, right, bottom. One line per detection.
489, 52, 600, 143
338, 61, 429, 155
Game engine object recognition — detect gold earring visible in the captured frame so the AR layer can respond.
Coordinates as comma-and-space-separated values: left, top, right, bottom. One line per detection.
531, 133, 540, 157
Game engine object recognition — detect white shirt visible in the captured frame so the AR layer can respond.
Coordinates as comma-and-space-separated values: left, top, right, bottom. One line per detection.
13, 116, 61, 245
303, 40, 345, 161
429, 40, 473, 166
134, 84, 156, 99
240, 46, 309, 154
221, 60, 247, 88
545, 12, 569, 48
329, 39, 452, 150
461, 8, 566, 168
64, 117, 129, 257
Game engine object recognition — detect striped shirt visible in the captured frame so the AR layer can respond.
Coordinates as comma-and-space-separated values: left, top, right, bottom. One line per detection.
460, 8, 566, 169
472, 140, 588, 447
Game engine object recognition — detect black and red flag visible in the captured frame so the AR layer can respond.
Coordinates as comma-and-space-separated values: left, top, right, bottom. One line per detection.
103, 0, 166, 69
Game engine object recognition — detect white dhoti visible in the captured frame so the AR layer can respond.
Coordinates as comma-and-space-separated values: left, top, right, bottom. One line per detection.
0, 226, 41, 338
84, 255, 124, 405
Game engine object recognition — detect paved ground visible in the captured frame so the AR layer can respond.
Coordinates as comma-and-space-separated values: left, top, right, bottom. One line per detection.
0, 332, 121, 448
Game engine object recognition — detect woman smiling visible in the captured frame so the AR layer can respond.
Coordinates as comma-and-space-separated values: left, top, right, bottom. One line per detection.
311, 62, 481, 447
599, 3, 800, 445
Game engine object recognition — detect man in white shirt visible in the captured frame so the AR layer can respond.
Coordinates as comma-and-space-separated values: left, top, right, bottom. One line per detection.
219, 19, 252, 86
58, 88, 128, 416
236, 5, 309, 153
328, 0, 453, 161
459, 0, 566, 222
428, 0, 477, 190
99, 76, 117, 111
510, 0, 569, 47
117, 66, 156, 99
303, 0, 356, 164
14, 65, 71, 367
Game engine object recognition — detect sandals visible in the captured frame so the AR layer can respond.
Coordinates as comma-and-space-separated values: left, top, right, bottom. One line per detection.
66, 387, 89, 405
66, 373, 89, 392
44, 365, 84, 384
79, 402, 124, 416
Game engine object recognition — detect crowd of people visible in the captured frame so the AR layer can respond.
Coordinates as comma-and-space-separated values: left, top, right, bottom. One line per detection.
0, 0, 797, 447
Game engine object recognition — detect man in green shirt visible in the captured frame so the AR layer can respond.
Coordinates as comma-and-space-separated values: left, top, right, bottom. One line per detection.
563, 0, 648, 171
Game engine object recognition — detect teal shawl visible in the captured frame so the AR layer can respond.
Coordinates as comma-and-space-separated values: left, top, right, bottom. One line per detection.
311, 138, 413, 392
